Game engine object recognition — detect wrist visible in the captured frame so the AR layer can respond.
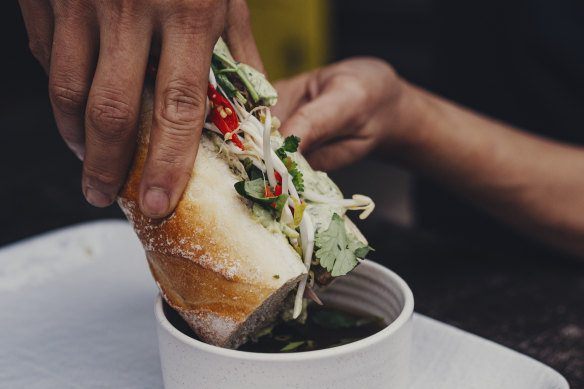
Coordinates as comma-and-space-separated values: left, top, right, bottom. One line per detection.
378, 79, 438, 164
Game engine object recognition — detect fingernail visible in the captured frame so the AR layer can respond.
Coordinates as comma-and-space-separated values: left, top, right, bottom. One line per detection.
74, 149, 85, 161
143, 187, 169, 217
85, 188, 113, 207
67, 142, 85, 161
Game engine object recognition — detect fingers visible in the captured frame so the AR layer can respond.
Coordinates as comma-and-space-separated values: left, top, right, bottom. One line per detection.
18, 0, 54, 73
82, 10, 152, 207
278, 72, 368, 156
48, 6, 98, 160
140, 8, 224, 217
304, 137, 375, 172
223, 0, 264, 72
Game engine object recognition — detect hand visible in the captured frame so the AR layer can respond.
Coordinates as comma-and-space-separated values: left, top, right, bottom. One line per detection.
18, 0, 262, 217
272, 58, 406, 171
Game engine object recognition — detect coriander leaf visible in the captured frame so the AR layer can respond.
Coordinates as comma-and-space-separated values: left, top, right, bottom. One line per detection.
289, 164, 305, 192
314, 213, 369, 277
282, 158, 304, 192
314, 214, 348, 273
274, 137, 300, 160
274, 137, 305, 193
281, 135, 300, 153
332, 249, 358, 277
275, 148, 287, 160
353, 242, 373, 259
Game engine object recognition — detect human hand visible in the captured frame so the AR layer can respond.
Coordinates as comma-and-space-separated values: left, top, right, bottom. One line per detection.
18, 0, 262, 217
272, 58, 407, 171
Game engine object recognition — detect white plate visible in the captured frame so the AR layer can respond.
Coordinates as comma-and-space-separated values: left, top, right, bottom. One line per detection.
0, 221, 569, 389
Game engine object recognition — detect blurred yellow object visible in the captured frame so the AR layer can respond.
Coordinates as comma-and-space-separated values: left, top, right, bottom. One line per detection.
247, 0, 331, 81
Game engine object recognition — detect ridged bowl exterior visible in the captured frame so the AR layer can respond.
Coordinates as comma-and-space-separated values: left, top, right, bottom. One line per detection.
155, 260, 414, 389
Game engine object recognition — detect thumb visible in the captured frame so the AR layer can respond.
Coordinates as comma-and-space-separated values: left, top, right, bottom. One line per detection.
279, 77, 364, 155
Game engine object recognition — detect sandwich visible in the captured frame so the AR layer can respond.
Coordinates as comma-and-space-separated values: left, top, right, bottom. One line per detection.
118, 38, 375, 349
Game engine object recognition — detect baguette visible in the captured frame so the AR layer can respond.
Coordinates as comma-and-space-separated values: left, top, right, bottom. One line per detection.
118, 87, 307, 348
119, 39, 374, 349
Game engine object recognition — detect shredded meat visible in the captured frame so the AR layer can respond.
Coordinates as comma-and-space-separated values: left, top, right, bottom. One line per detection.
313, 266, 334, 286
227, 74, 261, 113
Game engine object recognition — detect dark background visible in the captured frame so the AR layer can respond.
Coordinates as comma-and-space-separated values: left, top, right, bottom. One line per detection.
2, 0, 583, 387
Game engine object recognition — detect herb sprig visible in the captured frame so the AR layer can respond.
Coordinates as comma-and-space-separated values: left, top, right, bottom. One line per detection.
314, 213, 372, 276
275, 136, 304, 192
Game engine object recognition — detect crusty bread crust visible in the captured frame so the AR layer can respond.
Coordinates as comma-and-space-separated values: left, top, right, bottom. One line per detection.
118, 87, 306, 348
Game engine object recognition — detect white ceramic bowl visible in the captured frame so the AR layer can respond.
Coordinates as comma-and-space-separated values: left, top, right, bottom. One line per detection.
154, 259, 414, 389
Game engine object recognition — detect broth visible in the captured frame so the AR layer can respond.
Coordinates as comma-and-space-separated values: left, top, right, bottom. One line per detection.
239, 304, 386, 353
164, 301, 386, 353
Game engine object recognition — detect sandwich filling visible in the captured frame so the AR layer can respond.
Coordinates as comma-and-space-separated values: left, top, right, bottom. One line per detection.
202, 38, 374, 319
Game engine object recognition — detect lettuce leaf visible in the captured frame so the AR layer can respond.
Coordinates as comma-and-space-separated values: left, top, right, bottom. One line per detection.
234, 179, 289, 216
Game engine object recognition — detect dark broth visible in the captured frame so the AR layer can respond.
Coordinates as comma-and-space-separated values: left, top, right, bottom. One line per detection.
163, 301, 386, 353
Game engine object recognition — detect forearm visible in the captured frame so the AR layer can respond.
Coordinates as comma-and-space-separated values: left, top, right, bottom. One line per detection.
387, 81, 584, 256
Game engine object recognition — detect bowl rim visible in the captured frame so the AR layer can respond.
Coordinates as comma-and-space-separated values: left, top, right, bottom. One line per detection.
154, 259, 414, 361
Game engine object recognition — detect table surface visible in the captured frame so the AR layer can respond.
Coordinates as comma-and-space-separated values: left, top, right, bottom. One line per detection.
365, 222, 584, 389
3, 97, 584, 389
0, 221, 569, 389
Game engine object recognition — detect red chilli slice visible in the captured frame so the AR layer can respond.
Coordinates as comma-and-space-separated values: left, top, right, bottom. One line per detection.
207, 84, 244, 150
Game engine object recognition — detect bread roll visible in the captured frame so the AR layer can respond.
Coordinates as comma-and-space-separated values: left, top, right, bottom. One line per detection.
118, 88, 307, 348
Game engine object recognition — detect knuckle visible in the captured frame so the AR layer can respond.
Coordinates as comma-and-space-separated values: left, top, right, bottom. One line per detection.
361, 57, 397, 85
339, 78, 369, 127
344, 78, 368, 107
172, 0, 214, 13
49, 83, 87, 115
157, 80, 204, 129
103, 1, 144, 33
369, 57, 395, 73
108, 0, 141, 17
87, 88, 135, 142
52, 2, 92, 24
162, 0, 218, 30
